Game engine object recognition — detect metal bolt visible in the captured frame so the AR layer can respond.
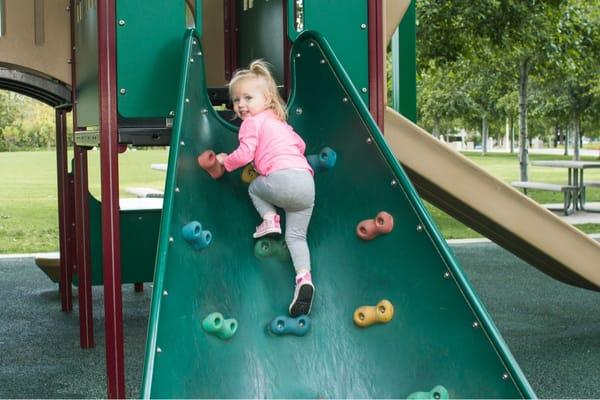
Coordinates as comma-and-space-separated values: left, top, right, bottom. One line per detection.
416, 224, 423, 232
309, 41, 315, 47
163, 290, 168, 296
180, 140, 185, 146
320, 59, 325, 64
169, 111, 175, 116
502, 373, 509, 380
118, 19, 125, 26
175, 187, 180, 193
197, 51, 203, 56
169, 237, 174, 243
201, 108, 208, 114
67, 59, 72, 64
366, 138, 373, 144
119, 88, 126, 95
156, 347, 162, 353
192, 40, 197, 46
342, 97, 348, 103
296, 53, 301, 58
295, 108, 303, 115
361, 87, 368, 93
360, 23, 367, 29
391, 180, 398, 187
185, 98, 190, 103
190, 58, 194, 63
472, 321, 479, 328
443, 271, 450, 279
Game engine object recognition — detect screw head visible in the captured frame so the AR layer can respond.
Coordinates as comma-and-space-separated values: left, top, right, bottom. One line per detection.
295, 108, 303, 115
190, 58, 194, 63
163, 290, 168, 296
118, 19, 126, 26
472, 321, 479, 328
366, 138, 373, 144
119, 88, 126, 95
443, 271, 450, 279
416, 224, 423, 232
502, 373, 509, 380
175, 187, 180, 193
361, 87, 368, 93
342, 97, 348, 103
360, 23, 367, 29
169, 237, 174, 243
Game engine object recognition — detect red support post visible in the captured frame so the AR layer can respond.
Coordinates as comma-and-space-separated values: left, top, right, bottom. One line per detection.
223, 0, 238, 81
55, 105, 73, 312
97, 0, 125, 398
368, 0, 385, 131
69, 0, 94, 351
74, 146, 94, 348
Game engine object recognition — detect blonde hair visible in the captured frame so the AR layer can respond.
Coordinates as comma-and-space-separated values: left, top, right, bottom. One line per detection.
228, 59, 288, 121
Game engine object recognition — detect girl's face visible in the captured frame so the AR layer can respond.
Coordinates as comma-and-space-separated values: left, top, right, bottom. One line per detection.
231, 78, 271, 120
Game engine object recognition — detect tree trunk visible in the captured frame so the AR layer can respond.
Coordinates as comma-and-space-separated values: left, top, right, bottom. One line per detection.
510, 116, 515, 153
564, 125, 569, 156
482, 115, 489, 155
518, 59, 529, 181
433, 119, 440, 138
573, 113, 580, 161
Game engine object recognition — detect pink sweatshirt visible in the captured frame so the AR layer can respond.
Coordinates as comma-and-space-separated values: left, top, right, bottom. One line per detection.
223, 109, 313, 176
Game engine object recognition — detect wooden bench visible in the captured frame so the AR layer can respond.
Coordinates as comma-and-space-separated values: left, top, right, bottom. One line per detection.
581, 181, 600, 209
511, 181, 577, 215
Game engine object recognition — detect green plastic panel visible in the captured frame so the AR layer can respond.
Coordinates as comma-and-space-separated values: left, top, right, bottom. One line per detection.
141, 30, 535, 398
116, 0, 185, 118
73, 195, 160, 286
288, 0, 369, 105
238, 0, 285, 84
74, 0, 99, 127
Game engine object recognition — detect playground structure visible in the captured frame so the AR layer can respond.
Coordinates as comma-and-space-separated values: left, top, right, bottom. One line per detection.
1, 0, 600, 398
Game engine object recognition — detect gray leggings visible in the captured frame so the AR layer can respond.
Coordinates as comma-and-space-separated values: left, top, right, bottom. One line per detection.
248, 168, 315, 273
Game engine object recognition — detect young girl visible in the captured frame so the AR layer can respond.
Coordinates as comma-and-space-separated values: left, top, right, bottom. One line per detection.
216, 60, 316, 317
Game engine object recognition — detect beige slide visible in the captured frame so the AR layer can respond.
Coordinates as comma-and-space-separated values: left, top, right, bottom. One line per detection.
385, 108, 600, 290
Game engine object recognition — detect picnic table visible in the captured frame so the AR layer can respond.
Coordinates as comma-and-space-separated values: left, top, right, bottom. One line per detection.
530, 160, 600, 212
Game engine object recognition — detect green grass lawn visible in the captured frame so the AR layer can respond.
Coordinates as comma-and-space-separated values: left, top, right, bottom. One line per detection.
1, 149, 599, 253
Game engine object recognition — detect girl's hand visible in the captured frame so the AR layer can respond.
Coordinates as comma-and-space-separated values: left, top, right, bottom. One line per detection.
216, 153, 227, 165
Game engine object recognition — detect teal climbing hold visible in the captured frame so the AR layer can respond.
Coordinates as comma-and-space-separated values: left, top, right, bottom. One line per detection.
182, 221, 212, 250
201, 312, 238, 340
407, 385, 449, 399
307, 146, 337, 172
270, 315, 311, 336
254, 237, 290, 261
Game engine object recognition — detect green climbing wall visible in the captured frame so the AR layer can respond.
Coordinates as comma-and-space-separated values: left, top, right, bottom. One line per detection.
141, 29, 535, 398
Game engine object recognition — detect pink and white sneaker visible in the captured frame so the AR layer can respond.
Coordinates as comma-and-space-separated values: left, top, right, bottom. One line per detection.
289, 271, 315, 317
252, 214, 282, 238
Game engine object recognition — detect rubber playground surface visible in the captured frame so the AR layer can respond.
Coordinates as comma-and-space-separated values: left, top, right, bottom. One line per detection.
1, 241, 599, 399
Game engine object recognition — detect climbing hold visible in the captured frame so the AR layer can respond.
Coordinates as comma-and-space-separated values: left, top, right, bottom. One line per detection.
353, 299, 394, 327
254, 237, 290, 261
270, 315, 311, 336
241, 164, 259, 183
356, 211, 394, 240
202, 312, 238, 340
407, 385, 449, 399
307, 146, 337, 172
182, 221, 212, 250
197, 150, 225, 179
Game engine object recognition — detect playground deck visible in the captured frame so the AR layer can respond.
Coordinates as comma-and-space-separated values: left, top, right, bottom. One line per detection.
1, 240, 599, 399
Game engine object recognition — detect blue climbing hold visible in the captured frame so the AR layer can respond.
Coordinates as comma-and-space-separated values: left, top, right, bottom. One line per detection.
307, 146, 337, 172
182, 221, 212, 250
270, 315, 311, 336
